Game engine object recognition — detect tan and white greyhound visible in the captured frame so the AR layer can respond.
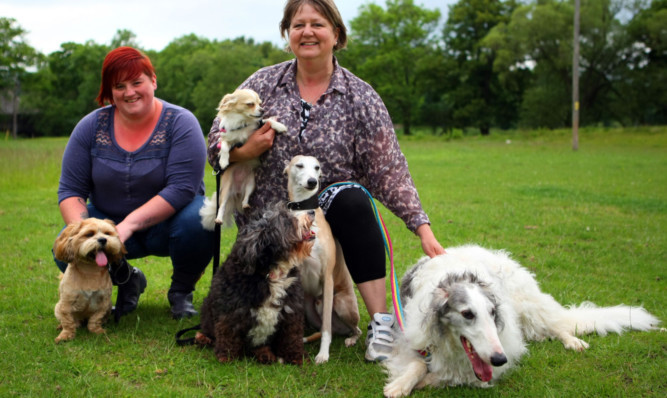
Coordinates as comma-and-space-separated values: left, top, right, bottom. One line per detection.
284, 155, 362, 364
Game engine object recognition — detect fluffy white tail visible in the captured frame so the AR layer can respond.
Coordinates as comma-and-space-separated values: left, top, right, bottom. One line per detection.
199, 193, 218, 231
565, 302, 659, 336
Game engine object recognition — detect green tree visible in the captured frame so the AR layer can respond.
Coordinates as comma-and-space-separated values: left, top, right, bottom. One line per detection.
153, 34, 214, 114
25, 41, 109, 136
188, 38, 291, 127
343, 0, 441, 135
624, 0, 667, 124
442, 0, 519, 134
154, 35, 290, 129
485, 0, 647, 128
111, 29, 141, 49
0, 17, 37, 138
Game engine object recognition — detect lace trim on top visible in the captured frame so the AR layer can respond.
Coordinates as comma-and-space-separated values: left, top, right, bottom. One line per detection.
94, 107, 173, 151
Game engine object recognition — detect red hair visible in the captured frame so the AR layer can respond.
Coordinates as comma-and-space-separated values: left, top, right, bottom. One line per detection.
96, 46, 156, 106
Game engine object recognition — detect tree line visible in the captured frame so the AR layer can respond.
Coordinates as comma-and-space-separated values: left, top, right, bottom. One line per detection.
1, 0, 665, 138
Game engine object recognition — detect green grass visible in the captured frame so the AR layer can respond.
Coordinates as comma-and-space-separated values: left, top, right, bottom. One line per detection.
0, 127, 665, 397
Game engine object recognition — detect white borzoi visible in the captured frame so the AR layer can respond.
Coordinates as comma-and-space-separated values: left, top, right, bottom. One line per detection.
383, 244, 660, 396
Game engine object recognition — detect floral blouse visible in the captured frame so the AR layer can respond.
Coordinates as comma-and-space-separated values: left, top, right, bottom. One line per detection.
207, 58, 430, 232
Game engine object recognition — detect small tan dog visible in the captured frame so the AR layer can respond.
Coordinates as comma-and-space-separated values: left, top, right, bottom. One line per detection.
200, 89, 287, 229
53, 218, 126, 343
284, 155, 362, 364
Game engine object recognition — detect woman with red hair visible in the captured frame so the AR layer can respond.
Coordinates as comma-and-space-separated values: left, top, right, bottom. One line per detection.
55, 46, 214, 320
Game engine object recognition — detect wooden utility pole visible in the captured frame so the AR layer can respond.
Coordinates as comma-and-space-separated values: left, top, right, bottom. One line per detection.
572, 0, 580, 151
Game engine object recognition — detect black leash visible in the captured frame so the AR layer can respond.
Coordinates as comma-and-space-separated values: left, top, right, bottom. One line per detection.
174, 171, 221, 347
175, 324, 201, 346
213, 170, 221, 276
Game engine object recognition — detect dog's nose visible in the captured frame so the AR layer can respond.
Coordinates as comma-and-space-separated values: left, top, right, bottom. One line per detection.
97, 237, 107, 246
306, 178, 317, 189
490, 352, 507, 367
307, 210, 315, 218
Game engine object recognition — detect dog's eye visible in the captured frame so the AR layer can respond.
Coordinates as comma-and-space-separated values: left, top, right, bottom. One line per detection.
461, 310, 475, 320
315, 166, 320, 171
491, 308, 496, 318
246, 103, 254, 108
85, 231, 95, 237
296, 164, 304, 169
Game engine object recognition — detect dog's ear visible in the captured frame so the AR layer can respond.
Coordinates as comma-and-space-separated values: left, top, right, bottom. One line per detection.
433, 285, 450, 304
53, 222, 81, 263
217, 92, 238, 112
243, 229, 280, 276
419, 283, 451, 332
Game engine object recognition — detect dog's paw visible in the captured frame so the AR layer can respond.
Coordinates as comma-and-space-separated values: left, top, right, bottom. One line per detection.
266, 118, 287, 133
282, 354, 305, 366
559, 332, 589, 351
314, 352, 329, 364
562, 335, 589, 351
253, 346, 277, 364
88, 326, 106, 335
384, 379, 412, 398
214, 218, 223, 225
345, 328, 362, 347
216, 354, 233, 363
195, 332, 213, 346
242, 204, 251, 209
54, 330, 75, 343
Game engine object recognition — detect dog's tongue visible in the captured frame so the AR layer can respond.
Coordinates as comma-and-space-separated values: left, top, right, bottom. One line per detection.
461, 336, 493, 382
95, 251, 108, 267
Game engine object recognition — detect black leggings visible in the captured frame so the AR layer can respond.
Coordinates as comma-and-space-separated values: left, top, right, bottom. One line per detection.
323, 186, 386, 284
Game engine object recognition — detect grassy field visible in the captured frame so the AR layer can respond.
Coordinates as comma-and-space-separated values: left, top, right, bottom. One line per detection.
0, 127, 665, 397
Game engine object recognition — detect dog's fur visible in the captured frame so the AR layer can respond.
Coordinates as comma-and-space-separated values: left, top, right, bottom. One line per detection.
284, 155, 362, 364
196, 204, 316, 365
53, 218, 126, 343
200, 89, 287, 229
384, 245, 661, 396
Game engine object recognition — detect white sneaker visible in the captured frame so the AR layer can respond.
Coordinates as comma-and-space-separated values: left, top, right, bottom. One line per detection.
365, 312, 395, 362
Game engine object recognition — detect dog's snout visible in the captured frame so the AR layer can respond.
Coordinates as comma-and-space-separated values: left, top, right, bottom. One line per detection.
306, 178, 318, 189
490, 352, 507, 367
97, 237, 107, 246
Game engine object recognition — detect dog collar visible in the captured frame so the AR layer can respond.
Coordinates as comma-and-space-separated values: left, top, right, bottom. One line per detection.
219, 123, 249, 133
287, 195, 319, 211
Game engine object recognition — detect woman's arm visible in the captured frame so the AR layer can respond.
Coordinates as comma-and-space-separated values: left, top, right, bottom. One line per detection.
115, 196, 175, 243
59, 196, 90, 225
415, 223, 446, 258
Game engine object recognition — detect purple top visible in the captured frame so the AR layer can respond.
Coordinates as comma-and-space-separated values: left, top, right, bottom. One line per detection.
207, 58, 430, 232
58, 99, 206, 221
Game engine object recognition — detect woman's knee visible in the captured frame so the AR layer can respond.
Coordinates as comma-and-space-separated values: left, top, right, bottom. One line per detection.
326, 187, 376, 224
169, 196, 215, 257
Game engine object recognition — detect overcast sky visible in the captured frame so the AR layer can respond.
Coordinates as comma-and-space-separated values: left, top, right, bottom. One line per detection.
3, 0, 454, 55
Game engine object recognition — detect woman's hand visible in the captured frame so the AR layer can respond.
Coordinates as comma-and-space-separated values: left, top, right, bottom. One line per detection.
114, 221, 134, 243
116, 196, 176, 243
415, 224, 446, 258
229, 122, 277, 163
